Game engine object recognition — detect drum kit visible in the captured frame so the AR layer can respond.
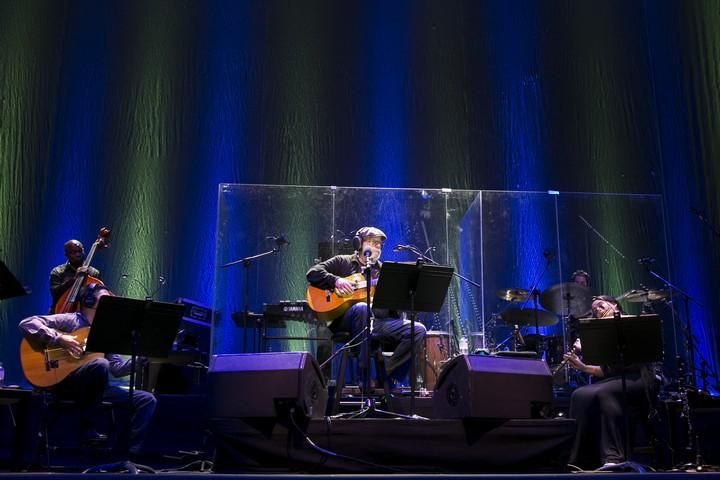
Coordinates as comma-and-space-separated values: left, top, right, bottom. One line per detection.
492, 283, 671, 371
421, 283, 670, 389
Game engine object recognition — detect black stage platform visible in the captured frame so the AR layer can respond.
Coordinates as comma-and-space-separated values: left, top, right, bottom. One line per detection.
211, 416, 575, 474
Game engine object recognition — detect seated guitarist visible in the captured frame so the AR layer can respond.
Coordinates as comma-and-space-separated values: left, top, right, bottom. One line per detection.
306, 226, 426, 388
18, 283, 156, 457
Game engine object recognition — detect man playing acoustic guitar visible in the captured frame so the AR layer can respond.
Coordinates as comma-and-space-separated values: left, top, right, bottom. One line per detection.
306, 226, 426, 390
19, 283, 156, 456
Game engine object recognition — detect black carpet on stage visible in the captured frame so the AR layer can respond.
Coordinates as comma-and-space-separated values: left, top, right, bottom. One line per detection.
211, 416, 575, 474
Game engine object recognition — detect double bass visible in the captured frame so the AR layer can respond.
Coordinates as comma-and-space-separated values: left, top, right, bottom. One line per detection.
53, 226, 111, 313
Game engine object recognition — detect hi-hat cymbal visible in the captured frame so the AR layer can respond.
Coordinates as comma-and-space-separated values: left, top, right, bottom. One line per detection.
539, 282, 593, 317
618, 289, 670, 303
498, 307, 558, 327
497, 288, 530, 302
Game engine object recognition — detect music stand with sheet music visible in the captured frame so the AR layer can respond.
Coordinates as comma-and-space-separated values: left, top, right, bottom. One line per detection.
578, 314, 663, 471
373, 261, 454, 416
86, 296, 184, 400
0, 260, 28, 300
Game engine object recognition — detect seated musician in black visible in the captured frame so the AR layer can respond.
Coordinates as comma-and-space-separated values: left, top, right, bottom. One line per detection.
564, 295, 660, 469
306, 226, 426, 387
19, 283, 156, 456
49, 239, 101, 312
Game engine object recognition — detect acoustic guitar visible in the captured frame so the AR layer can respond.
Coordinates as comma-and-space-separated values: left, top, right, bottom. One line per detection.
19, 327, 103, 388
305, 272, 377, 323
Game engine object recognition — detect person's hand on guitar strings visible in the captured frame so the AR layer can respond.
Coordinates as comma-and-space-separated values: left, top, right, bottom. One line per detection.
334, 277, 355, 296
56, 333, 84, 358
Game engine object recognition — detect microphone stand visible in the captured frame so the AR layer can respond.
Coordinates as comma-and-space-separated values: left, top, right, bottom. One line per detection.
363, 252, 373, 397
640, 263, 703, 387
222, 244, 285, 353
639, 262, 720, 469
690, 207, 720, 240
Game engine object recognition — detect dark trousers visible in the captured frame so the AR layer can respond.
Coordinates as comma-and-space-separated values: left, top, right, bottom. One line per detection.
568, 370, 648, 468
52, 357, 157, 454
329, 302, 426, 378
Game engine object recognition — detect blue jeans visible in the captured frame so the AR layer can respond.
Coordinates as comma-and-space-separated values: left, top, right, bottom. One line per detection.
329, 302, 426, 377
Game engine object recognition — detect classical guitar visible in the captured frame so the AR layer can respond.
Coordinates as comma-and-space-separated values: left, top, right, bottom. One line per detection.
305, 272, 377, 323
19, 326, 103, 388
54, 226, 111, 314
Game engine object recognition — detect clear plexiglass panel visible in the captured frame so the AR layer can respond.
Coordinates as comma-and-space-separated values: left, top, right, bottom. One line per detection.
212, 186, 674, 374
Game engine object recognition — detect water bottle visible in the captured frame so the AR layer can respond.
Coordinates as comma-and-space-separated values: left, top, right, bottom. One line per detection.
459, 336, 469, 355
0, 362, 5, 386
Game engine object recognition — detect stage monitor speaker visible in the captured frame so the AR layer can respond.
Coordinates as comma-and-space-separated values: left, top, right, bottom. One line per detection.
209, 352, 327, 418
433, 354, 552, 419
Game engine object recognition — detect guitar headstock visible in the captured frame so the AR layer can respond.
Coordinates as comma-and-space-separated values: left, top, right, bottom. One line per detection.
96, 226, 111, 249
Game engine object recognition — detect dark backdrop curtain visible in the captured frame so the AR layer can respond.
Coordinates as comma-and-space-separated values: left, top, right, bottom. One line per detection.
1, 0, 718, 391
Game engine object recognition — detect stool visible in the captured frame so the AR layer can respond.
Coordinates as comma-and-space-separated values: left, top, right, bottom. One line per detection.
330, 333, 394, 414
330, 332, 359, 414
39, 393, 117, 468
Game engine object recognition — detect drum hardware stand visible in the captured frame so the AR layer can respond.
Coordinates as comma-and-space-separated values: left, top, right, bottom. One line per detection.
495, 324, 524, 352
514, 250, 554, 350
222, 236, 288, 353
669, 357, 720, 471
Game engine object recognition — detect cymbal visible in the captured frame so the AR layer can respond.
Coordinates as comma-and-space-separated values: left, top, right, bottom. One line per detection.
498, 307, 558, 327
539, 282, 592, 317
619, 289, 670, 303
497, 288, 530, 302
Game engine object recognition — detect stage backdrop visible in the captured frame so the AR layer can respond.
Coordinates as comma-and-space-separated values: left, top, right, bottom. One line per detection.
0, 0, 718, 393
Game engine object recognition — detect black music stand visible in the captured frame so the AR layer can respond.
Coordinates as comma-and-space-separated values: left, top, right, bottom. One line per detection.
86, 296, 183, 400
373, 261, 454, 417
0, 260, 28, 300
578, 314, 663, 472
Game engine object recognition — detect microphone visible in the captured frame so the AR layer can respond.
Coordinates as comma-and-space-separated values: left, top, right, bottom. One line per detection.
266, 234, 290, 247
637, 257, 656, 265
363, 248, 372, 257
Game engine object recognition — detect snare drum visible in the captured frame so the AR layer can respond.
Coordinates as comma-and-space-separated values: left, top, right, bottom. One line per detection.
423, 331, 450, 390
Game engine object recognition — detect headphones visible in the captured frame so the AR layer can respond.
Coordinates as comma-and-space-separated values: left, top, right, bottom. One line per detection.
79, 283, 107, 307
352, 234, 363, 251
